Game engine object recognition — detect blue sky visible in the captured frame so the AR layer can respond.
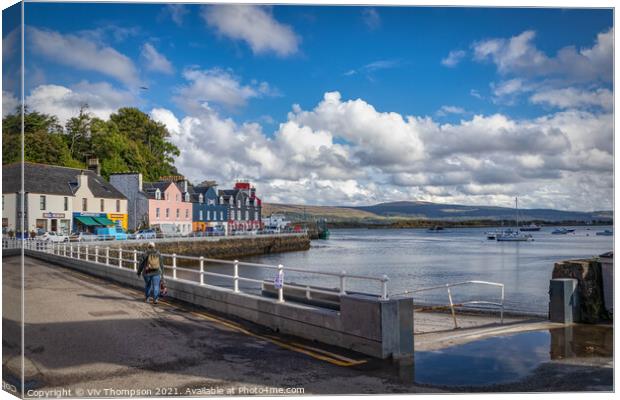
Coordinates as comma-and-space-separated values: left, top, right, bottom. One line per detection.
3, 3, 614, 210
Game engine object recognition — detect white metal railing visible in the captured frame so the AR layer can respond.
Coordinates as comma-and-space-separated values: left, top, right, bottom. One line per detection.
5, 238, 389, 304
393, 280, 505, 329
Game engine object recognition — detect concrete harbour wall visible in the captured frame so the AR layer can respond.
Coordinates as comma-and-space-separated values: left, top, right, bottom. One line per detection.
114, 234, 311, 260
21, 250, 413, 360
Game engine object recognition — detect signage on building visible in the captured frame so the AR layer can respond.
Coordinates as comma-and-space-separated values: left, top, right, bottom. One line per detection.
43, 213, 65, 218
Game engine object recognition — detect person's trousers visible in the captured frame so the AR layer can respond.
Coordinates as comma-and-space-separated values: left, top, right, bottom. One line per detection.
143, 274, 161, 300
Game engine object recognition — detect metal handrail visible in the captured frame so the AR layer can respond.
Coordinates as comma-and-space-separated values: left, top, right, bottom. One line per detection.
393, 280, 505, 328
4, 238, 390, 304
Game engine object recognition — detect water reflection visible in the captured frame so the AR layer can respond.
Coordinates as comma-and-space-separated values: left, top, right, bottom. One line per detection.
411, 325, 612, 387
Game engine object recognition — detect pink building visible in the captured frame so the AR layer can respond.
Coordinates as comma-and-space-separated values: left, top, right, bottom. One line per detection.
144, 181, 192, 235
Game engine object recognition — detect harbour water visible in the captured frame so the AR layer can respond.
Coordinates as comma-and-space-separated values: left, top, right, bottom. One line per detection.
244, 226, 613, 315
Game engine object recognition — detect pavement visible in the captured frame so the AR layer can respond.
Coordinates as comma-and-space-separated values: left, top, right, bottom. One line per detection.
2, 255, 614, 396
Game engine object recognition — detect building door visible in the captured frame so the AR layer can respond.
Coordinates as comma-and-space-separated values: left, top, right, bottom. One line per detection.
51, 219, 58, 232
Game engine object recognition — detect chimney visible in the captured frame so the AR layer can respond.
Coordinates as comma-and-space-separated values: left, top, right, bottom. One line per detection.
77, 171, 89, 189
87, 157, 101, 176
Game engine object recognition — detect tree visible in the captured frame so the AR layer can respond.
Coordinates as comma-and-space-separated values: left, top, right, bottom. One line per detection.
65, 104, 94, 161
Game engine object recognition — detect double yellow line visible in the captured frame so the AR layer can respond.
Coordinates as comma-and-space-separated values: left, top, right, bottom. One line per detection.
158, 299, 367, 367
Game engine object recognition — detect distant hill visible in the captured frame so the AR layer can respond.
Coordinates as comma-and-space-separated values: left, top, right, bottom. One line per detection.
263, 201, 612, 223
354, 201, 612, 222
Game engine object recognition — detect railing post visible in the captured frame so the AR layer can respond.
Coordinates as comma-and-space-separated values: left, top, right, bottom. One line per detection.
76, 243, 80, 259
63, 243, 67, 257
233, 259, 239, 292
381, 275, 389, 300
105, 247, 110, 265
94, 246, 99, 263
69, 243, 73, 258
118, 248, 123, 268
447, 286, 458, 329
277, 264, 284, 303
339, 270, 347, 295
85, 245, 89, 260
172, 253, 177, 280
199, 256, 205, 285
133, 249, 138, 272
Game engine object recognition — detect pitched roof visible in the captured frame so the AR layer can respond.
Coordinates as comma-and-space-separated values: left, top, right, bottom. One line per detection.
2, 162, 126, 199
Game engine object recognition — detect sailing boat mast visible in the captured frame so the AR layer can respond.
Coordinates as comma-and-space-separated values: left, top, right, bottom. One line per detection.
515, 197, 519, 228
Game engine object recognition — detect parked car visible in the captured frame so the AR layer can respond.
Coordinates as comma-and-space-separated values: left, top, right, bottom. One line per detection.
134, 229, 156, 240
39, 231, 69, 242
95, 226, 128, 241
69, 232, 98, 242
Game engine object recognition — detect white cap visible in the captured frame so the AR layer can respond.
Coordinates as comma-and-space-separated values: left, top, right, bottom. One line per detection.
148, 242, 155, 248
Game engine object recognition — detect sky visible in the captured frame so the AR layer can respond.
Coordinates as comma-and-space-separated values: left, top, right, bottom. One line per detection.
1, 2, 614, 211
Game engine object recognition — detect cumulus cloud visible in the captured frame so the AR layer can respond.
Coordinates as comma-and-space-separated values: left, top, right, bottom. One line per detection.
150, 91, 612, 210
26, 81, 136, 124
530, 87, 612, 111
2, 90, 19, 117
27, 26, 140, 86
141, 43, 174, 74
202, 5, 299, 57
174, 67, 276, 110
472, 28, 613, 82
441, 50, 466, 67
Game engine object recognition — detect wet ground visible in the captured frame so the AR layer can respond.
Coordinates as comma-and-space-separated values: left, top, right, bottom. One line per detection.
2, 255, 614, 395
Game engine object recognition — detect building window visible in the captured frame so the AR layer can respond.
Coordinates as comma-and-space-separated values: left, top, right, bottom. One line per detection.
245, 210, 249, 220
176, 208, 180, 218
64, 197, 68, 211
206, 211, 211, 221
185, 209, 189, 218
237, 210, 242, 220
176, 194, 179, 202
116, 199, 120, 212
185, 193, 190, 202
220, 196, 224, 204
40, 195, 46, 210
82, 198, 87, 212
156, 208, 160, 218
199, 194, 204, 203
165, 208, 169, 218
220, 211, 224, 221
254, 211, 259, 221
100, 199, 105, 212
246, 198, 250, 206
231, 211, 235, 221
199, 210, 203, 220
155, 190, 161, 200
237, 199, 241, 208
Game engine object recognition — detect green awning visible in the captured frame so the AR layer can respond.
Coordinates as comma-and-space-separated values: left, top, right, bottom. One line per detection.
93, 217, 114, 226
75, 216, 99, 226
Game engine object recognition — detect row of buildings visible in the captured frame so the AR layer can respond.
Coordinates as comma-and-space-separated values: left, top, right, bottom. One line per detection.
2, 161, 262, 236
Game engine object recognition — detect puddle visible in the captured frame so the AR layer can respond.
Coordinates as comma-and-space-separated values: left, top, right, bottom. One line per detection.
413, 325, 612, 387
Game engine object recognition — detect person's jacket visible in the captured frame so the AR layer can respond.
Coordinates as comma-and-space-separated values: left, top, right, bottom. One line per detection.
137, 249, 164, 277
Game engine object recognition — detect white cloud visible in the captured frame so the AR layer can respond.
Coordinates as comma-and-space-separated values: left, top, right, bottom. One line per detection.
441, 50, 466, 67
141, 43, 174, 74
202, 5, 299, 57
362, 8, 381, 30
436, 105, 466, 116
175, 67, 275, 110
530, 87, 612, 111
27, 26, 140, 86
472, 28, 613, 82
26, 81, 136, 124
2, 90, 19, 117
164, 4, 188, 26
151, 91, 611, 211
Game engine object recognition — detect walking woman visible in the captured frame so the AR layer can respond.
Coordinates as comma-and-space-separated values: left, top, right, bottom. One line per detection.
137, 242, 164, 304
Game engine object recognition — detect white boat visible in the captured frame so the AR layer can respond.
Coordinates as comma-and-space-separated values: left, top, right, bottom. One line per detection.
519, 223, 541, 232
596, 230, 613, 236
497, 198, 533, 242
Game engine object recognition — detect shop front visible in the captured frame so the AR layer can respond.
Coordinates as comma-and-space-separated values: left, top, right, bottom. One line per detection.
40, 212, 71, 235
72, 212, 125, 233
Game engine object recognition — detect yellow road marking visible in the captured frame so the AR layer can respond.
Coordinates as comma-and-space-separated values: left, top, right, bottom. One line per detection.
158, 300, 367, 367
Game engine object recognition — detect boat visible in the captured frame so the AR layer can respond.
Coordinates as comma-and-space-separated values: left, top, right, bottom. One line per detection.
427, 226, 446, 233
552, 228, 576, 235
317, 219, 330, 240
596, 230, 613, 236
485, 230, 501, 240
496, 198, 533, 242
519, 223, 542, 232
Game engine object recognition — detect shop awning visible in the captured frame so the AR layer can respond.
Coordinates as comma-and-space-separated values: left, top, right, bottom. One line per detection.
75, 216, 99, 226
93, 217, 114, 226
